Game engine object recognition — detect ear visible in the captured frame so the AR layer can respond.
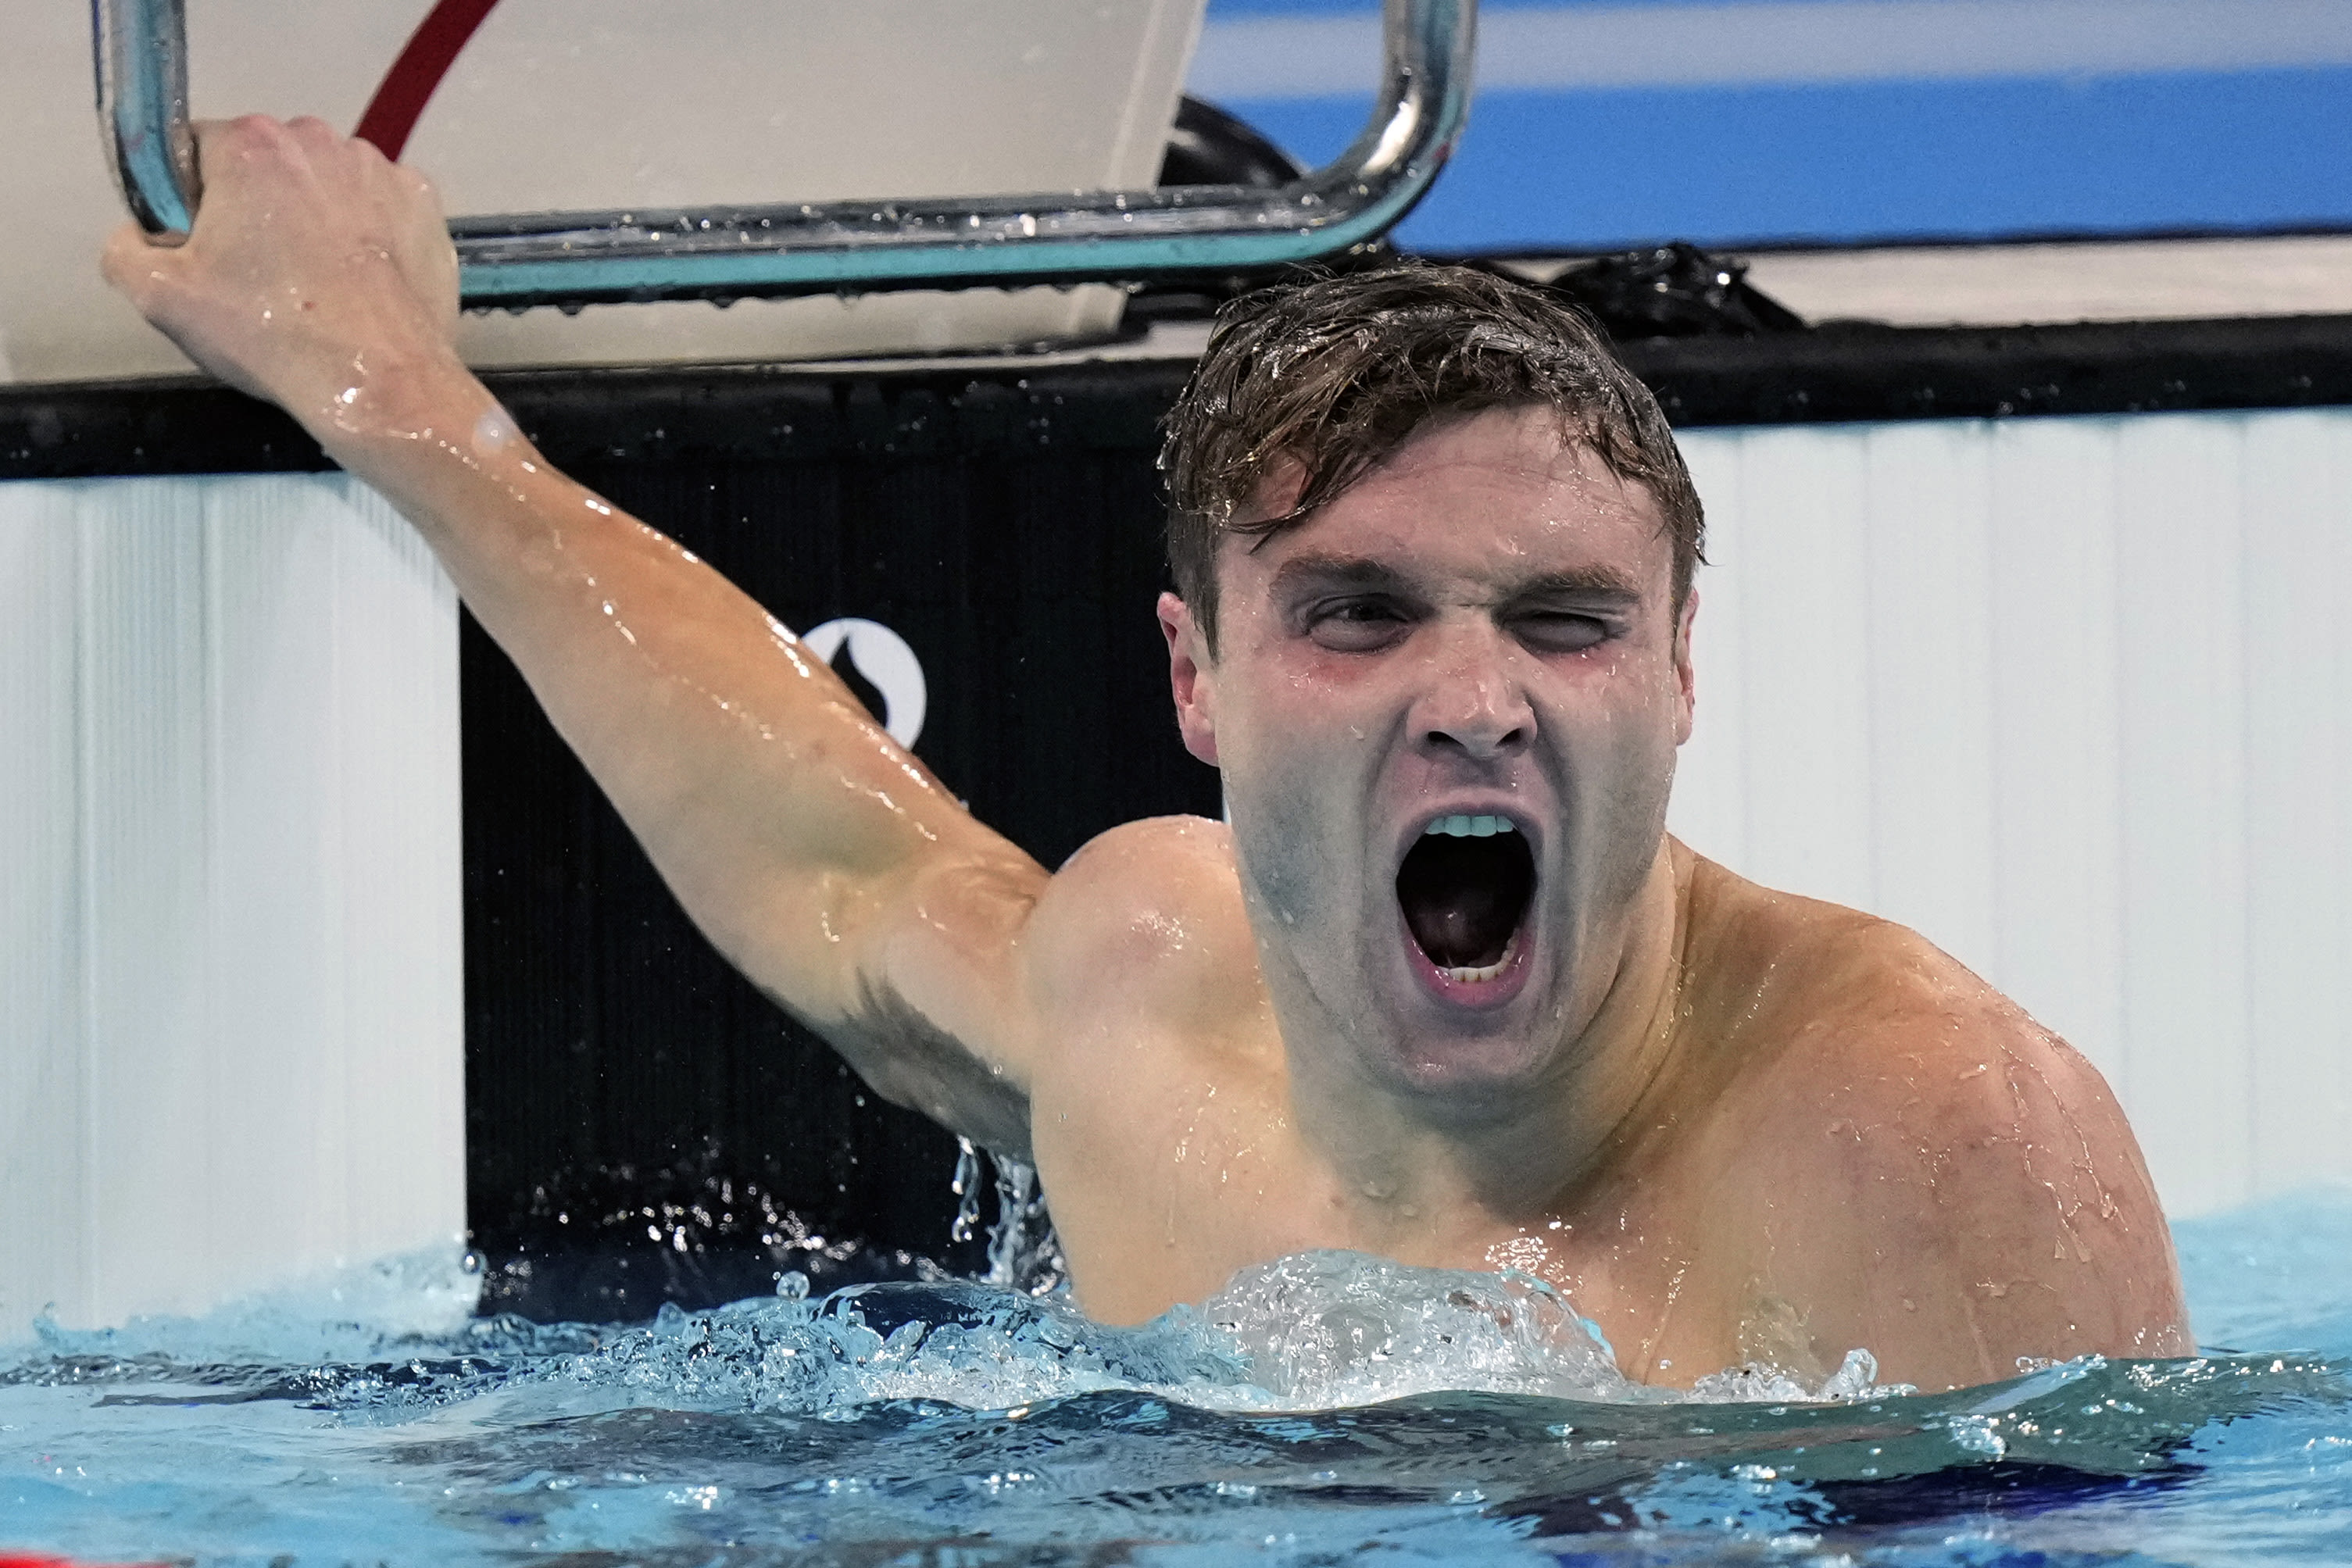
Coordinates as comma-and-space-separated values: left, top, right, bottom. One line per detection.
1158, 591, 1221, 766
1671, 588, 1699, 747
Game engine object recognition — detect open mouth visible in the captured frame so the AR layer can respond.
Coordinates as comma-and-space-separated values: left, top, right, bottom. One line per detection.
1396, 815, 1536, 985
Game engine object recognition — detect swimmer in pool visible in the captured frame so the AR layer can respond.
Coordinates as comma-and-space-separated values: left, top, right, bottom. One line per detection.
106, 116, 2190, 1391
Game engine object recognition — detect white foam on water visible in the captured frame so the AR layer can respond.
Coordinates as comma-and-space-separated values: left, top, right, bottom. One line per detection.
19, 1245, 484, 1366
6, 1227, 1925, 1421
1200, 1250, 1639, 1407
213, 1246, 1912, 1424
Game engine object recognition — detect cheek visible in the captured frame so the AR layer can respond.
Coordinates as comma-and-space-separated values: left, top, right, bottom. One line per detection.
1228, 777, 1360, 945
1214, 660, 1353, 766
1221, 698, 1382, 930
1542, 670, 1686, 820
1556, 648, 1682, 730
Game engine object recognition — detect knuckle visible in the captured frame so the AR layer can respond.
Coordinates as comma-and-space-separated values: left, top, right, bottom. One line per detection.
98, 233, 174, 308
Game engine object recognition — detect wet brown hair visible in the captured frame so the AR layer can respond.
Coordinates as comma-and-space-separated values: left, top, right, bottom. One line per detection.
1160, 262, 1704, 652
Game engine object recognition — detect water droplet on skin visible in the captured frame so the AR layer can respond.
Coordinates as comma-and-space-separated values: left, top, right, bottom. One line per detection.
472, 406, 517, 458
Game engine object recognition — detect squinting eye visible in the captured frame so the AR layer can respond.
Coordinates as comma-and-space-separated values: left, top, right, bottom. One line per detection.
1309, 602, 1411, 652
1516, 613, 1610, 653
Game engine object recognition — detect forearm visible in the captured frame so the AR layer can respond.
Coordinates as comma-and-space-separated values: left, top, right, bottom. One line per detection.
315, 355, 986, 1016
101, 116, 1048, 1091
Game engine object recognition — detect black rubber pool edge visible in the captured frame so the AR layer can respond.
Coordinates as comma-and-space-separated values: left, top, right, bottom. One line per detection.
5, 311, 2351, 482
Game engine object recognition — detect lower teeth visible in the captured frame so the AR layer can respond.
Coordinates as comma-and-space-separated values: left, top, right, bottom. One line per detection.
1440, 929, 1517, 984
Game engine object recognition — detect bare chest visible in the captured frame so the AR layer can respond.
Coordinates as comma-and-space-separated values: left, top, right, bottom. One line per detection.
1027, 1052, 1759, 1381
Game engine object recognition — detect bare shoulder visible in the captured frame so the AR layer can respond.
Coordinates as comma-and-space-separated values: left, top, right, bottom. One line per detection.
1679, 851, 2116, 1137
1675, 852, 2189, 1389
1024, 815, 1267, 1041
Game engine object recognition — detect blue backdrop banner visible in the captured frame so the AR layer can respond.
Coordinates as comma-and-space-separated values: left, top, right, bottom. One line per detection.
1192, 0, 2352, 250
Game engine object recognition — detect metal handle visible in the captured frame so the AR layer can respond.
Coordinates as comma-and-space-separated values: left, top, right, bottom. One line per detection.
95, 0, 1475, 309
94, 0, 198, 239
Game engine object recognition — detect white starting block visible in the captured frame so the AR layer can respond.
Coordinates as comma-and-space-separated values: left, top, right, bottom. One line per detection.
2, 0, 1210, 382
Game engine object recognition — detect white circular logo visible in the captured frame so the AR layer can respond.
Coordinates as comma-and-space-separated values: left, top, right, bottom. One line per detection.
802, 617, 928, 752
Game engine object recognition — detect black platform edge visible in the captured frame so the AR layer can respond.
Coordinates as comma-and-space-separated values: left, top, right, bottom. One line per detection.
6, 312, 2350, 481
1628, 314, 2352, 427
0, 359, 1192, 480
1467, 218, 2352, 260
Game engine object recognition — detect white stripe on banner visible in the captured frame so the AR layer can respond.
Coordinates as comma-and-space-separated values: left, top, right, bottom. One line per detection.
1189, 0, 2352, 100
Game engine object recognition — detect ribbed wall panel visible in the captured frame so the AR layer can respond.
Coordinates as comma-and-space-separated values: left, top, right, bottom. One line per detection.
0, 484, 87, 1336
1671, 408, 2352, 1216
0, 474, 460, 1333
2239, 415, 2352, 1204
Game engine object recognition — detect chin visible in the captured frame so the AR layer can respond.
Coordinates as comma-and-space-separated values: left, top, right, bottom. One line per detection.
1371, 986, 1567, 1106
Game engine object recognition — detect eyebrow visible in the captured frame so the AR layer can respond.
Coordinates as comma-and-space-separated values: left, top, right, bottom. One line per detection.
1267, 554, 1648, 607
1267, 553, 1412, 598
1502, 567, 1647, 608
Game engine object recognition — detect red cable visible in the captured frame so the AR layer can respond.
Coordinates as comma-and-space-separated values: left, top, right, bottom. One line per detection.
353, 0, 504, 160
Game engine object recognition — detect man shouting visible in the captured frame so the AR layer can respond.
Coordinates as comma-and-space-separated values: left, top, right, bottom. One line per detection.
106, 116, 2189, 1391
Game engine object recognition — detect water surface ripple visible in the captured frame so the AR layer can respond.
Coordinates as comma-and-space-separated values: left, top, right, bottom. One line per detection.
5, 1189, 2350, 1566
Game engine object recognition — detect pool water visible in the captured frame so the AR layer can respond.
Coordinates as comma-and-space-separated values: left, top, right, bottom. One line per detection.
5, 1188, 2350, 1566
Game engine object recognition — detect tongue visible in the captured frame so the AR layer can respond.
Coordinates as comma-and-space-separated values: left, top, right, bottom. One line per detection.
1409, 895, 1514, 969
1397, 835, 1529, 970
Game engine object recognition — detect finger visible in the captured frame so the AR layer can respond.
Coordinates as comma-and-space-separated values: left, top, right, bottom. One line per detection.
277, 113, 349, 178
99, 218, 182, 307
180, 116, 281, 218
284, 113, 340, 147
398, 163, 442, 212
188, 114, 243, 152
191, 113, 276, 175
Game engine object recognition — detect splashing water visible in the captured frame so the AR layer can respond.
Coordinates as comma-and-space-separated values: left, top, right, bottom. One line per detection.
3, 1191, 2350, 1565
949, 1136, 1065, 1295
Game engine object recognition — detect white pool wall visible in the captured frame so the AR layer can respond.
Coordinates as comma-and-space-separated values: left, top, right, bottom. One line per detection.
0, 475, 463, 1334
1670, 408, 2352, 1219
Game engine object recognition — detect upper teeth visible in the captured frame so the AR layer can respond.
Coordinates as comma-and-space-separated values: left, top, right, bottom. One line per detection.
1425, 814, 1514, 838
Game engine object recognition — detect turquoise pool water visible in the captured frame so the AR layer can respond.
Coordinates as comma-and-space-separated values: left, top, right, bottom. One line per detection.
5, 1188, 2350, 1566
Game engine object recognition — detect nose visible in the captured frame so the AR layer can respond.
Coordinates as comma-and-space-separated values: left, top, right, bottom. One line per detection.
1411, 618, 1535, 763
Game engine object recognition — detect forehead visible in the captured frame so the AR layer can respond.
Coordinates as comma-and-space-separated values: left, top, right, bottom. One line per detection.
1224, 405, 1672, 598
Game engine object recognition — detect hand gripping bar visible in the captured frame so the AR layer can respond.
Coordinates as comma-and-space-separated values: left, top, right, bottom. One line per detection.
95, 0, 1476, 309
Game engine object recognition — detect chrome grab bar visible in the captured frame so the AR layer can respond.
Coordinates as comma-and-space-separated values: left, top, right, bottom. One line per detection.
94, 0, 198, 240
95, 0, 1475, 309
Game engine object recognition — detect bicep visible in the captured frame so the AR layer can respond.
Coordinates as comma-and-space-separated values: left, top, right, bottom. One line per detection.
738, 813, 1249, 1163
731, 827, 1052, 1156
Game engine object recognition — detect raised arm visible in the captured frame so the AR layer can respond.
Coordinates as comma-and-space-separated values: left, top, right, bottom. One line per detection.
104, 116, 1045, 1150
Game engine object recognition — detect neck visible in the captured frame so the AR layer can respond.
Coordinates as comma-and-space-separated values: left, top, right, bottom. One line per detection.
1280, 839, 1693, 1240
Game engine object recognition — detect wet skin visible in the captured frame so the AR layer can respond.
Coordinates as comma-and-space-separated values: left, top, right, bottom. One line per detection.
107, 116, 2191, 1392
